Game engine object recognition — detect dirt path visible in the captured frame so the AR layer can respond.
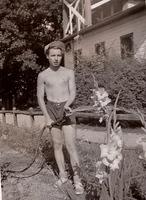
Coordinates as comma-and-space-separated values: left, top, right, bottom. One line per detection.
76, 127, 145, 148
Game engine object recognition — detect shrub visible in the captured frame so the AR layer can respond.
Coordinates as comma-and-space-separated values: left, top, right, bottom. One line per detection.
74, 55, 146, 110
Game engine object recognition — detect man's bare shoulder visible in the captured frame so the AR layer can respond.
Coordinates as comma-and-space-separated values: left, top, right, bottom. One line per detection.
60, 67, 74, 75
38, 68, 49, 79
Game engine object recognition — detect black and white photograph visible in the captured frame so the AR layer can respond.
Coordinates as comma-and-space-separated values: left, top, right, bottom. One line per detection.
0, 0, 146, 199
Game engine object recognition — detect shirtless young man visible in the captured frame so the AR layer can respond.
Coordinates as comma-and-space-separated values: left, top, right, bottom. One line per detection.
37, 41, 84, 194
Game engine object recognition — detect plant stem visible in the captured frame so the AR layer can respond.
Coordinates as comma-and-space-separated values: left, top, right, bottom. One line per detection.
108, 174, 114, 200
0, 170, 2, 200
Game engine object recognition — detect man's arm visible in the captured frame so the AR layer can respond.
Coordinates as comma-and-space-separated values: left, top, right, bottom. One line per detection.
64, 70, 76, 109
37, 73, 53, 124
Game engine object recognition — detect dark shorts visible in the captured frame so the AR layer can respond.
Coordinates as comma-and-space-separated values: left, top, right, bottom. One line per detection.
46, 100, 76, 129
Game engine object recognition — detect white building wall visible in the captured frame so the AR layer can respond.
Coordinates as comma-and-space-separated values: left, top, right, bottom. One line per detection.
72, 10, 146, 60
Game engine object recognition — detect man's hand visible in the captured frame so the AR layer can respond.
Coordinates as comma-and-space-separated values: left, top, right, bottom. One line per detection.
64, 106, 72, 116
45, 118, 54, 127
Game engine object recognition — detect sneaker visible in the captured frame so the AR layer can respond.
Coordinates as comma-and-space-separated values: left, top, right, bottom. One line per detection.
54, 177, 68, 188
74, 182, 84, 195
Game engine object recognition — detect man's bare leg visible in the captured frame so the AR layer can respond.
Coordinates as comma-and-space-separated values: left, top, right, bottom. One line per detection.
62, 125, 79, 168
51, 127, 66, 179
62, 125, 84, 194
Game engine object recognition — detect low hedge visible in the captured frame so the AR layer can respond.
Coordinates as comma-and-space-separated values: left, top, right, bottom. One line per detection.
74, 56, 146, 110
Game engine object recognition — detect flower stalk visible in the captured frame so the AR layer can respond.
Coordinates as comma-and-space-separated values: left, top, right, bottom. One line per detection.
0, 170, 2, 200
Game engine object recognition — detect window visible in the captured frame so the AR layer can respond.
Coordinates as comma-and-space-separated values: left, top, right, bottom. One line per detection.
92, 8, 102, 24
65, 42, 71, 52
102, 1, 112, 18
112, 0, 123, 13
91, 0, 123, 24
95, 42, 105, 56
120, 33, 134, 59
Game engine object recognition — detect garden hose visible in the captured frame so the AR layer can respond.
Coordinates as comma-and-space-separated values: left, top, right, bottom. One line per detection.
3, 106, 98, 179
5, 118, 67, 178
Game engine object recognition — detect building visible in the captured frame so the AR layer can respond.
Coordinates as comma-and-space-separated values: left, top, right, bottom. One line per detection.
62, 0, 146, 68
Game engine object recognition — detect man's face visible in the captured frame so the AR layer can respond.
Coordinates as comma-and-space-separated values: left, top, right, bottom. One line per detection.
47, 48, 62, 68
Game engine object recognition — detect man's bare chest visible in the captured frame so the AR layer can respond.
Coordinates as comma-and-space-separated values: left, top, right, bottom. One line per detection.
44, 73, 69, 87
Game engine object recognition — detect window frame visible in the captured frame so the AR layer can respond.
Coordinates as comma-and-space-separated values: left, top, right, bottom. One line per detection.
120, 32, 134, 59
95, 41, 106, 56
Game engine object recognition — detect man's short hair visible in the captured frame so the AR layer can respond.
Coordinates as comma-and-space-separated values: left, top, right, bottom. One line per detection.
44, 40, 65, 55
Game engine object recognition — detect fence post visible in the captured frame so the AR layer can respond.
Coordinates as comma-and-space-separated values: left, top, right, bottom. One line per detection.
29, 107, 34, 127
13, 107, 18, 126
2, 107, 6, 124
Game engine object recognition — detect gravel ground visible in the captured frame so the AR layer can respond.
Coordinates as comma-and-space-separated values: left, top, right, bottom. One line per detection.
0, 144, 67, 200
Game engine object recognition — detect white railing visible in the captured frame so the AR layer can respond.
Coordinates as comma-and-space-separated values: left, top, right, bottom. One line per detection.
0, 106, 145, 129
0, 107, 45, 129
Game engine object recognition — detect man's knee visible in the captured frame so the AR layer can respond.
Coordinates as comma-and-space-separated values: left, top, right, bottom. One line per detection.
66, 142, 76, 153
53, 140, 63, 151
51, 127, 63, 150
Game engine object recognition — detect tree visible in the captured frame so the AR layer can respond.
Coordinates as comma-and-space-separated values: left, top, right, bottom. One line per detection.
0, 0, 63, 109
